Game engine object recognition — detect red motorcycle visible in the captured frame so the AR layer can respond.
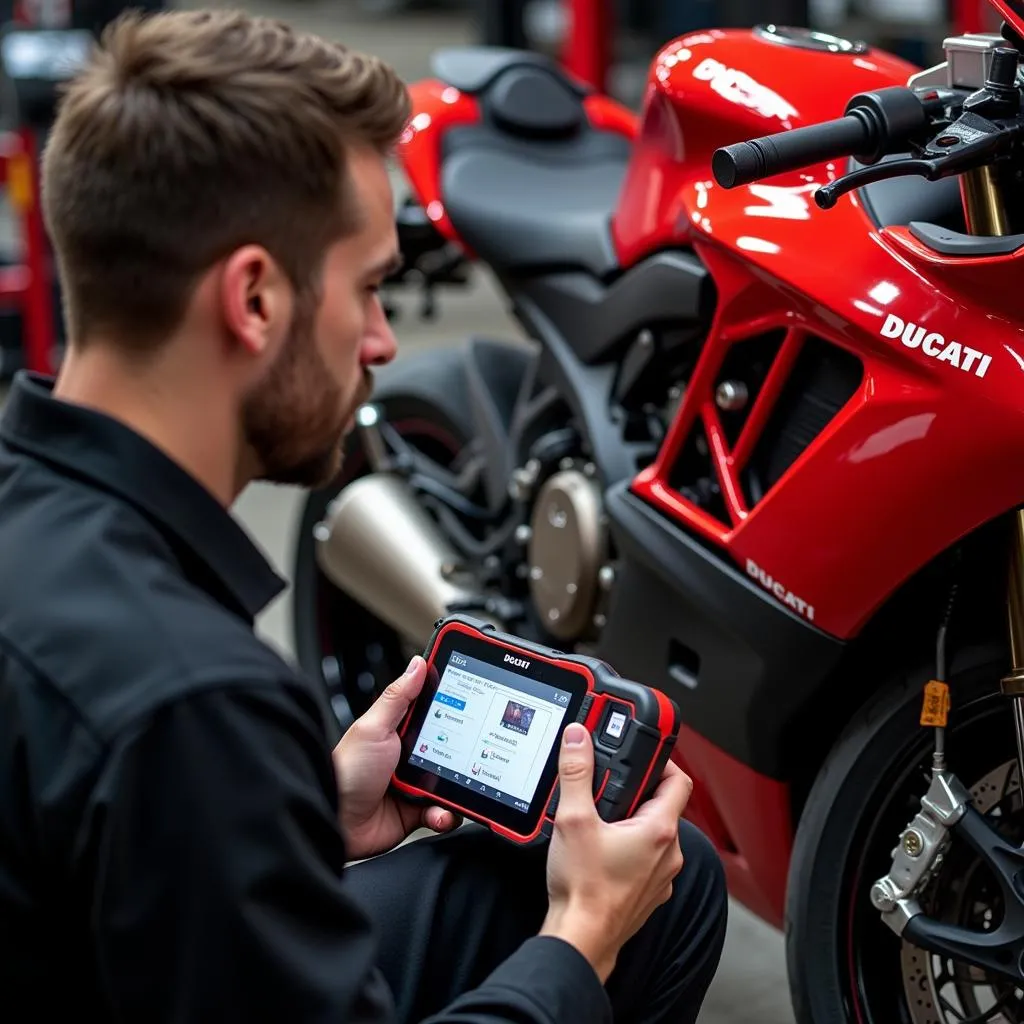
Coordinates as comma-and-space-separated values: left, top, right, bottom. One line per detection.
292, 2, 1024, 1018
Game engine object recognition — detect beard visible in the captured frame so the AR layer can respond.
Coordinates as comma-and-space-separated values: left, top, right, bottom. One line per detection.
241, 287, 373, 489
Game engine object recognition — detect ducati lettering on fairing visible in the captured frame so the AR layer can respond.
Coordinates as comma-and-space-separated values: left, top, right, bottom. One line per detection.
746, 559, 815, 622
503, 653, 531, 670
880, 313, 992, 379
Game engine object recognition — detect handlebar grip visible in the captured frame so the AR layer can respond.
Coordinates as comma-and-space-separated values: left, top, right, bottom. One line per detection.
712, 112, 874, 189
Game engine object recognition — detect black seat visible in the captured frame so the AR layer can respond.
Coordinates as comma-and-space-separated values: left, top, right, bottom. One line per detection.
431, 47, 631, 279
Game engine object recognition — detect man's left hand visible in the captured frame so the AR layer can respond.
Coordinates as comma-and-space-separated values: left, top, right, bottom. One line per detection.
333, 655, 461, 860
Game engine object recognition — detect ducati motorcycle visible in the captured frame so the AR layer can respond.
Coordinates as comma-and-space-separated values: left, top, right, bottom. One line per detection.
292, 2, 1024, 1019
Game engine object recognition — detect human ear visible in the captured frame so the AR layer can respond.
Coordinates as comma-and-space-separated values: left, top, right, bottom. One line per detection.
220, 245, 292, 357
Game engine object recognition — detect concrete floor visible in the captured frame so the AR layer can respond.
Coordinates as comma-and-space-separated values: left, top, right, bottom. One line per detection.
207, 4, 799, 1018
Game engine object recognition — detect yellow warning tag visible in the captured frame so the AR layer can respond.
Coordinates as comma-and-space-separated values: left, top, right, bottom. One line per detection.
920, 680, 951, 728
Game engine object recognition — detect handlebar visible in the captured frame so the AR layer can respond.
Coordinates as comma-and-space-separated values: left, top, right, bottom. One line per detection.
712, 86, 930, 189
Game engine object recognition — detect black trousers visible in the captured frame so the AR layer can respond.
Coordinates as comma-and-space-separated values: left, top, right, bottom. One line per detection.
345, 819, 729, 1023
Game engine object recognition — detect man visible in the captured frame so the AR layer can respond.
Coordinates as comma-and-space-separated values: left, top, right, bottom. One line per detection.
0, 9, 728, 1022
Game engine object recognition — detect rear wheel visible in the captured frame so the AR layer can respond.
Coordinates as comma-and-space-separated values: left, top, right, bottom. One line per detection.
786, 648, 1024, 1023
290, 348, 476, 731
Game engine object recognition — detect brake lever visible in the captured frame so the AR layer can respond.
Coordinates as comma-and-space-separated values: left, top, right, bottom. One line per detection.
814, 122, 1023, 209
814, 157, 937, 209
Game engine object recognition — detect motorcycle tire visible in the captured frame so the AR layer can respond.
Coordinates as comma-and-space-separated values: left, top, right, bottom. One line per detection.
290, 343, 475, 732
785, 644, 1016, 1024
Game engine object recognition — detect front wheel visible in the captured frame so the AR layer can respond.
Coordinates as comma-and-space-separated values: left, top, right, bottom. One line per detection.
786, 648, 1024, 1024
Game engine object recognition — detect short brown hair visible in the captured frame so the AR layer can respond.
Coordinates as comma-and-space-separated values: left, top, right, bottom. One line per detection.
40, 8, 410, 349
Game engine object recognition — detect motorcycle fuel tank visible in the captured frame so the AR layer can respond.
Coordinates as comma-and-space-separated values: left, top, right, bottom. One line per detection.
611, 25, 918, 265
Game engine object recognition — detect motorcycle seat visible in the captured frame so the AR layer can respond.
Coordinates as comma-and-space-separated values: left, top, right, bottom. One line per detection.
432, 47, 630, 279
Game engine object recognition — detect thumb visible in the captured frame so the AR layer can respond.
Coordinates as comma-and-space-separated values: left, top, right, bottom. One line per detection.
557, 723, 598, 817
363, 656, 427, 735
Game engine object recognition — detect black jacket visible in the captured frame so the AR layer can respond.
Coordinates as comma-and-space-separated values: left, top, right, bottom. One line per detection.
0, 371, 608, 1022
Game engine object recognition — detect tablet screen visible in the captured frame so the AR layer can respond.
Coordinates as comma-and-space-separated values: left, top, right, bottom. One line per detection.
407, 650, 573, 812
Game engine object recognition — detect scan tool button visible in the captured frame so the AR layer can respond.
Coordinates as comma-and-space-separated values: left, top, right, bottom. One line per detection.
546, 781, 560, 818
576, 694, 594, 725
600, 703, 631, 749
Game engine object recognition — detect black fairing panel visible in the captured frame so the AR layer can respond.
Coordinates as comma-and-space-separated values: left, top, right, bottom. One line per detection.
512, 251, 713, 365
596, 482, 845, 779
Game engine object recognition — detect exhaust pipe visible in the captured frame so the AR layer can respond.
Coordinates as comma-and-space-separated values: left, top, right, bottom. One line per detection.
314, 473, 479, 644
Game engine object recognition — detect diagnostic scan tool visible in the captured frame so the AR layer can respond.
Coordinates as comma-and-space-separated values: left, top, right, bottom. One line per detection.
392, 615, 681, 844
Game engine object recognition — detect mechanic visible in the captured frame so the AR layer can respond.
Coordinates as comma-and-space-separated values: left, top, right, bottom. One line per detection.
0, 9, 728, 1022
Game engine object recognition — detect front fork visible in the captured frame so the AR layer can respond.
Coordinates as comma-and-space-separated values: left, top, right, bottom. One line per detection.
870, 510, 1024, 981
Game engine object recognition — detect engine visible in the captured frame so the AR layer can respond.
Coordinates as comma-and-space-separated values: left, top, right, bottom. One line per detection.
510, 455, 615, 641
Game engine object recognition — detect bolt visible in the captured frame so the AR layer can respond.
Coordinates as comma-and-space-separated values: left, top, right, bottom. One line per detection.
902, 830, 924, 858
715, 380, 749, 412
583, 462, 596, 477
566, 582, 578, 595
637, 328, 654, 348
559, 457, 575, 471
313, 522, 331, 542
593, 613, 607, 629
598, 566, 615, 590
870, 880, 896, 912
548, 608, 560, 622
514, 524, 532, 545
516, 564, 529, 578
529, 566, 544, 581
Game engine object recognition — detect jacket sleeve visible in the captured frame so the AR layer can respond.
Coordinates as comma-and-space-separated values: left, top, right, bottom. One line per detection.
74, 682, 611, 1024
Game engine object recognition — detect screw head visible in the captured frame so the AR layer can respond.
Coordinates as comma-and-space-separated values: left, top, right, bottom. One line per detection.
902, 829, 924, 857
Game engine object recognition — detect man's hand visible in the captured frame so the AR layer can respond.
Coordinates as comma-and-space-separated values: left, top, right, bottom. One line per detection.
333, 656, 461, 860
539, 723, 692, 982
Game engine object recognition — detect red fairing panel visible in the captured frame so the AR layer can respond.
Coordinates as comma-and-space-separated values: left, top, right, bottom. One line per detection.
396, 80, 481, 246
617, 29, 1024, 640
672, 729, 793, 927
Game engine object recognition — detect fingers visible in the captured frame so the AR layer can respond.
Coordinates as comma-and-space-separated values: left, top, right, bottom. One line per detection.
359, 656, 427, 735
632, 764, 693, 825
555, 724, 599, 825
423, 806, 461, 834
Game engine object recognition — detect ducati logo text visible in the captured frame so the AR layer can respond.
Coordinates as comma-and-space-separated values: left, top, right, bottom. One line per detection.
503, 653, 531, 670
746, 559, 815, 622
880, 313, 992, 378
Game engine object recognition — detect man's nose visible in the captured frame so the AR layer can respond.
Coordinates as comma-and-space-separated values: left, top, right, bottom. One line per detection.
362, 300, 398, 366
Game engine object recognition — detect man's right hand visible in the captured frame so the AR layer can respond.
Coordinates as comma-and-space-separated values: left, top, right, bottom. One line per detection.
539, 722, 692, 983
